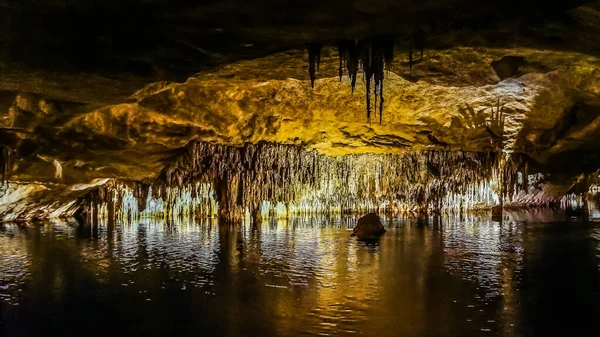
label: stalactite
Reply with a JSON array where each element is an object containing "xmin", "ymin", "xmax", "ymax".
[
  {"xmin": 81, "ymin": 141, "xmax": 547, "ymax": 225},
  {"xmin": 409, "ymin": 45, "xmax": 413, "ymax": 70},
  {"xmin": 308, "ymin": 28, "xmax": 430, "ymax": 123},
  {"xmin": 409, "ymin": 26, "xmax": 426, "ymax": 70},
  {"xmin": 414, "ymin": 26, "xmax": 426, "ymax": 61},
  {"xmin": 157, "ymin": 141, "xmax": 504, "ymax": 215},
  {"xmin": 0, "ymin": 146, "xmax": 7, "ymax": 184},
  {"xmin": 362, "ymin": 40, "xmax": 372, "ymax": 123},
  {"xmin": 0, "ymin": 145, "xmax": 14, "ymax": 185},
  {"xmin": 348, "ymin": 43, "xmax": 359, "ymax": 93},
  {"xmin": 333, "ymin": 37, "xmax": 394, "ymax": 123},
  {"xmin": 308, "ymin": 43, "xmax": 323, "ymax": 88},
  {"xmin": 370, "ymin": 37, "xmax": 391, "ymax": 124},
  {"xmin": 336, "ymin": 39, "xmax": 359, "ymax": 92},
  {"xmin": 337, "ymin": 41, "xmax": 345, "ymax": 82}
]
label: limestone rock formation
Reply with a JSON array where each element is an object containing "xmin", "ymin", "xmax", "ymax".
[
  {"xmin": 2, "ymin": 1, "xmax": 600, "ymax": 221},
  {"xmin": 351, "ymin": 213, "xmax": 386, "ymax": 240}
]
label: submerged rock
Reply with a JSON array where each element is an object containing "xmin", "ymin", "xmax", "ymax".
[{"xmin": 351, "ymin": 213, "xmax": 386, "ymax": 240}]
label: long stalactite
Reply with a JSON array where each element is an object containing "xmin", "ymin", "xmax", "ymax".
[
  {"xmin": 307, "ymin": 43, "xmax": 323, "ymax": 88},
  {"xmin": 410, "ymin": 26, "xmax": 426, "ymax": 70}
]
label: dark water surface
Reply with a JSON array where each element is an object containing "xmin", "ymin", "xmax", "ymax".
[{"xmin": 1, "ymin": 212, "xmax": 599, "ymax": 337}]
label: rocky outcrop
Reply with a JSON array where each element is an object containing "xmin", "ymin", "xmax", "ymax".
[
  {"xmin": 0, "ymin": 179, "xmax": 109, "ymax": 221},
  {"xmin": 351, "ymin": 213, "xmax": 386, "ymax": 240}
]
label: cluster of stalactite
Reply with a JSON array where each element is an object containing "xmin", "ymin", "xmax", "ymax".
[
  {"xmin": 76, "ymin": 142, "xmax": 544, "ymax": 227},
  {"xmin": 497, "ymin": 154, "xmax": 530, "ymax": 204},
  {"xmin": 161, "ymin": 142, "xmax": 504, "ymax": 214},
  {"xmin": 335, "ymin": 37, "xmax": 395, "ymax": 123},
  {"xmin": 308, "ymin": 30, "xmax": 427, "ymax": 123},
  {"xmin": 309, "ymin": 37, "xmax": 395, "ymax": 123}
]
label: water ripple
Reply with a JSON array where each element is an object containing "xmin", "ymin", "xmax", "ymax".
[{"xmin": 1, "ymin": 215, "xmax": 599, "ymax": 337}]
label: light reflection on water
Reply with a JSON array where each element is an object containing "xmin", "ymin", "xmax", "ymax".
[{"xmin": 1, "ymin": 214, "xmax": 599, "ymax": 337}]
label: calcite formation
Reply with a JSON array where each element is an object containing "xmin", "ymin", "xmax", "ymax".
[
  {"xmin": 67, "ymin": 141, "xmax": 544, "ymax": 226},
  {"xmin": 1, "ymin": 2, "xmax": 600, "ymax": 222}
]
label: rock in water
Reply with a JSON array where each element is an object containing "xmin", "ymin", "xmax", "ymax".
[{"xmin": 351, "ymin": 213, "xmax": 386, "ymax": 240}]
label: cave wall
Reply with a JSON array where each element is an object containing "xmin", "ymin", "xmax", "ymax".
[{"xmin": 2, "ymin": 2, "xmax": 600, "ymax": 221}]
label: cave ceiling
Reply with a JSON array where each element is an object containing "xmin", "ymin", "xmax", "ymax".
[{"xmin": 1, "ymin": 0, "xmax": 600, "ymax": 187}]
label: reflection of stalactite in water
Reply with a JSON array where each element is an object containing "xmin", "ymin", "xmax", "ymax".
[
  {"xmin": 79, "ymin": 181, "xmax": 218, "ymax": 226},
  {"xmin": 78, "ymin": 141, "xmax": 541, "ymax": 226}
]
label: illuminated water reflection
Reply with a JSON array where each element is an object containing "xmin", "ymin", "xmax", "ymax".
[{"xmin": 1, "ymin": 214, "xmax": 599, "ymax": 337}]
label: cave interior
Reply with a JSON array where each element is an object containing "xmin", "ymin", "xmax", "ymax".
[{"xmin": 2, "ymin": 0, "xmax": 600, "ymax": 224}]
